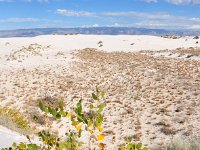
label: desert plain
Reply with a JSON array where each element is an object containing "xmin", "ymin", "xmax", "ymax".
[{"xmin": 0, "ymin": 34, "xmax": 200, "ymax": 149}]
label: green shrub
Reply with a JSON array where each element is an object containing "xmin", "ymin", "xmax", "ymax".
[
  {"xmin": 119, "ymin": 141, "xmax": 148, "ymax": 150},
  {"xmin": 2, "ymin": 89, "xmax": 148, "ymax": 150}
]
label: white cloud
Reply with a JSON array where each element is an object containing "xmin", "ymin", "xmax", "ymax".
[
  {"xmin": 0, "ymin": 0, "xmax": 49, "ymax": 2},
  {"xmin": 134, "ymin": 17, "xmax": 200, "ymax": 29},
  {"xmin": 103, "ymin": 11, "xmax": 200, "ymax": 29},
  {"xmin": 0, "ymin": 0, "xmax": 14, "ymax": 2},
  {"xmin": 142, "ymin": 0, "xmax": 158, "ymax": 3},
  {"xmin": 103, "ymin": 11, "xmax": 176, "ymax": 20},
  {"xmin": 140, "ymin": 0, "xmax": 200, "ymax": 5},
  {"xmin": 92, "ymin": 24, "xmax": 99, "ymax": 27},
  {"xmin": 113, "ymin": 23, "xmax": 120, "ymax": 27},
  {"xmin": 0, "ymin": 18, "xmax": 39, "ymax": 23},
  {"xmin": 188, "ymin": 25, "xmax": 200, "ymax": 29},
  {"xmin": 55, "ymin": 9, "xmax": 96, "ymax": 17},
  {"xmin": 166, "ymin": 0, "xmax": 200, "ymax": 4}
]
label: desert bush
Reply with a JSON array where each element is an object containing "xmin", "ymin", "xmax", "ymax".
[
  {"xmin": 161, "ymin": 35, "xmax": 181, "ymax": 39},
  {"xmin": 2, "ymin": 89, "xmax": 148, "ymax": 150},
  {"xmin": 119, "ymin": 141, "xmax": 148, "ymax": 150},
  {"xmin": 166, "ymin": 137, "xmax": 200, "ymax": 150},
  {"xmin": 193, "ymin": 36, "xmax": 199, "ymax": 39},
  {"xmin": 161, "ymin": 127, "xmax": 176, "ymax": 135}
]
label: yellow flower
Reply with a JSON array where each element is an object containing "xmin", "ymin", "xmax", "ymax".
[
  {"xmin": 76, "ymin": 125, "xmax": 82, "ymax": 131},
  {"xmin": 98, "ymin": 126, "xmax": 103, "ymax": 132},
  {"xmin": 66, "ymin": 113, "xmax": 71, "ymax": 118},
  {"xmin": 97, "ymin": 134, "xmax": 105, "ymax": 141}
]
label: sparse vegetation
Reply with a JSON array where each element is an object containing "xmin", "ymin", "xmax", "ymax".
[
  {"xmin": 174, "ymin": 47, "xmax": 200, "ymax": 56},
  {"xmin": 98, "ymin": 41, "xmax": 103, "ymax": 47},
  {"xmin": 161, "ymin": 127, "xmax": 176, "ymax": 135},
  {"xmin": 119, "ymin": 141, "xmax": 148, "ymax": 150},
  {"xmin": 167, "ymin": 137, "xmax": 200, "ymax": 150},
  {"xmin": 193, "ymin": 36, "xmax": 199, "ymax": 39},
  {"xmin": 2, "ymin": 89, "xmax": 147, "ymax": 150},
  {"xmin": 161, "ymin": 35, "xmax": 181, "ymax": 39},
  {"xmin": 6, "ymin": 44, "xmax": 50, "ymax": 61},
  {"xmin": 0, "ymin": 107, "xmax": 30, "ymax": 135},
  {"xmin": 1, "ymin": 47, "xmax": 200, "ymax": 150}
]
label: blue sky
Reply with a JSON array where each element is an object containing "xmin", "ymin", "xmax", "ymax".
[{"xmin": 0, "ymin": 0, "xmax": 200, "ymax": 30}]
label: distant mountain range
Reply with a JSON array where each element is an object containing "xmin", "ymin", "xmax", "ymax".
[{"xmin": 0, "ymin": 27, "xmax": 199, "ymax": 38}]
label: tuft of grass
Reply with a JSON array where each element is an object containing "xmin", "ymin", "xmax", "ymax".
[
  {"xmin": 161, "ymin": 35, "xmax": 181, "ymax": 39},
  {"xmin": 161, "ymin": 127, "xmax": 176, "ymax": 135},
  {"xmin": 155, "ymin": 119, "xmax": 171, "ymax": 127},
  {"xmin": 0, "ymin": 107, "xmax": 30, "ymax": 135},
  {"xmin": 167, "ymin": 137, "xmax": 200, "ymax": 150}
]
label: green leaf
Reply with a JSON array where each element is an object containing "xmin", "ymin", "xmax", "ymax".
[
  {"xmin": 32, "ymin": 115, "xmax": 39, "ymax": 121},
  {"xmin": 56, "ymin": 113, "xmax": 61, "ymax": 119},
  {"xmin": 97, "ymin": 103, "xmax": 106, "ymax": 113},
  {"xmin": 142, "ymin": 147, "xmax": 148, "ymax": 150},
  {"xmin": 127, "ymin": 142, "xmax": 135, "ymax": 149},
  {"xmin": 92, "ymin": 93, "xmax": 99, "ymax": 101},
  {"xmin": 59, "ymin": 110, "xmax": 66, "ymax": 116},
  {"xmin": 75, "ymin": 100, "xmax": 82, "ymax": 115},
  {"xmin": 39, "ymin": 101, "xmax": 48, "ymax": 113},
  {"xmin": 19, "ymin": 142, "xmax": 26, "ymax": 149},
  {"xmin": 59, "ymin": 143, "xmax": 67, "ymax": 149},
  {"xmin": 100, "ymin": 90, "xmax": 105, "ymax": 99},
  {"xmin": 59, "ymin": 100, "xmax": 64, "ymax": 111},
  {"xmin": 72, "ymin": 120, "xmax": 78, "ymax": 126},
  {"xmin": 96, "ymin": 115, "xmax": 103, "ymax": 126},
  {"xmin": 27, "ymin": 144, "xmax": 38, "ymax": 150},
  {"xmin": 77, "ymin": 115, "xmax": 84, "ymax": 123},
  {"xmin": 48, "ymin": 107, "xmax": 57, "ymax": 118},
  {"xmin": 12, "ymin": 142, "xmax": 17, "ymax": 148},
  {"xmin": 89, "ymin": 104, "xmax": 93, "ymax": 109},
  {"xmin": 77, "ymin": 114, "xmax": 88, "ymax": 124},
  {"xmin": 136, "ymin": 143, "xmax": 142, "ymax": 149},
  {"xmin": 88, "ymin": 120, "xmax": 92, "ymax": 127}
]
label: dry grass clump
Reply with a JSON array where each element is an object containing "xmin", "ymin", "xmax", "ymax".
[
  {"xmin": 39, "ymin": 95, "xmax": 61, "ymax": 108},
  {"xmin": 141, "ymin": 47, "xmax": 200, "ymax": 60},
  {"xmin": 161, "ymin": 127, "xmax": 176, "ymax": 135},
  {"xmin": 174, "ymin": 47, "xmax": 200, "ymax": 56},
  {"xmin": 6, "ymin": 43, "xmax": 50, "ymax": 61},
  {"xmin": 161, "ymin": 35, "xmax": 181, "ymax": 39},
  {"xmin": 155, "ymin": 119, "xmax": 171, "ymax": 127},
  {"xmin": 26, "ymin": 95, "xmax": 62, "ymax": 109},
  {"xmin": 0, "ymin": 106, "xmax": 30, "ymax": 135},
  {"xmin": 167, "ymin": 137, "xmax": 200, "ymax": 150}
]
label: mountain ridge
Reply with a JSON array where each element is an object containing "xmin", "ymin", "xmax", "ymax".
[{"xmin": 0, "ymin": 27, "xmax": 199, "ymax": 38}]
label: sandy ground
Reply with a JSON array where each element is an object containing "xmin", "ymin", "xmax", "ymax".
[
  {"xmin": 0, "ymin": 125, "xmax": 28, "ymax": 147},
  {"xmin": 0, "ymin": 34, "xmax": 200, "ymax": 149},
  {"xmin": 0, "ymin": 34, "xmax": 199, "ymax": 71}
]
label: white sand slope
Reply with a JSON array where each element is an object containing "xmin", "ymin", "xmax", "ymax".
[
  {"xmin": 0, "ymin": 126, "xmax": 28, "ymax": 148},
  {"xmin": 0, "ymin": 35, "xmax": 199, "ymax": 53},
  {"xmin": 0, "ymin": 34, "xmax": 199, "ymax": 70}
]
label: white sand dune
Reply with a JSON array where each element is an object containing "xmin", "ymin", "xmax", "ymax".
[
  {"xmin": 0, "ymin": 35, "xmax": 199, "ymax": 53},
  {"xmin": 0, "ymin": 126, "xmax": 28, "ymax": 148},
  {"xmin": 0, "ymin": 34, "xmax": 198, "ymax": 70},
  {"xmin": 0, "ymin": 34, "xmax": 199, "ymax": 148}
]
